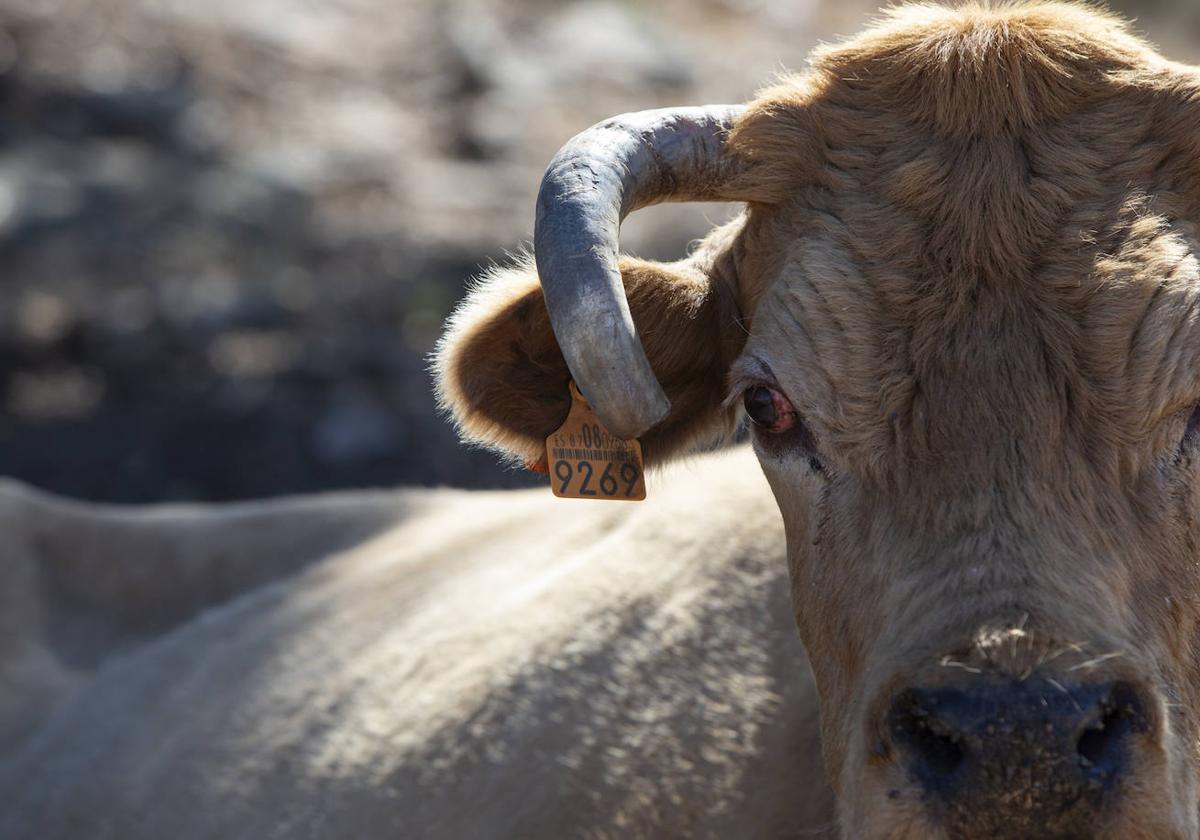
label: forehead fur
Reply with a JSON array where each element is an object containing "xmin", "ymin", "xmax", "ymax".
[
  {"xmin": 817, "ymin": 0, "xmax": 1153, "ymax": 105},
  {"xmin": 726, "ymin": 1, "xmax": 1200, "ymax": 491},
  {"xmin": 731, "ymin": 2, "xmax": 1189, "ymax": 184}
]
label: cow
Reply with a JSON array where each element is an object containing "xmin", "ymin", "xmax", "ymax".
[
  {"xmin": 2, "ymin": 2, "xmax": 1198, "ymax": 838},
  {"xmin": 434, "ymin": 2, "xmax": 1200, "ymax": 836}
]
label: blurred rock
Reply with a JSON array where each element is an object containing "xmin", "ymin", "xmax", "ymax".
[
  {"xmin": 537, "ymin": 2, "xmax": 692, "ymax": 91},
  {"xmin": 7, "ymin": 367, "xmax": 104, "ymax": 420},
  {"xmin": 314, "ymin": 393, "xmax": 402, "ymax": 465},
  {"xmin": 16, "ymin": 291, "xmax": 74, "ymax": 344}
]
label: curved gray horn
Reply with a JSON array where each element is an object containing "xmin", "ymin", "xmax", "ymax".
[{"xmin": 534, "ymin": 104, "xmax": 747, "ymax": 439}]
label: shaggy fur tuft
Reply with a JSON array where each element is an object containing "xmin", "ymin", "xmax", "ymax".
[{"xmin": 433, "ymin": 235, "xmax": 748, "ymax": 467}]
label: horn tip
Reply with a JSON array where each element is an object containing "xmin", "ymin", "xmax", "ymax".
[{"xmin": 587, "ymin": 385, "xmax": 671, "ymax": 441}]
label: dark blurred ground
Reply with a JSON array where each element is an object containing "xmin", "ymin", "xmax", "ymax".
[{"xmin": 0, "ymin": 0, "xmax": 1197, "ymax": 502}]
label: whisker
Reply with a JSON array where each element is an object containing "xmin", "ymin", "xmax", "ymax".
[
  {"xmin": 1047, "ymin": 678, "xmax": 1083, "ymax": 713},
  {"xmin": 1067, "ymin": 652, "xmax": 1123, "ymax": 672},
  {"xmin": 939, "ymin": 657, "xmax": 983, "ymax": 675}
]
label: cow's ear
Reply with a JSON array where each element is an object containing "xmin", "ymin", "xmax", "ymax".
[{"xmin": 434, "ymin": 252, "xmax": 744, "ymax": 468}]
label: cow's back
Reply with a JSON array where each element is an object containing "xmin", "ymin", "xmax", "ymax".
[{"xmin": 0, "ymin": 447, "xmax": 835, "ymax": 839}]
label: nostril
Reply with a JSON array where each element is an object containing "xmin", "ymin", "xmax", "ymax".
[
  {"xmin": 1076, "ymin": 713, "xmax": 1128, "ymax": 770},
  {"xmin": 889, "ymin": 690, "xmax": 966, "ymax": 779},
  {"xmin": 906, "ymin": 720, "xmax": 966, "ymax": 777},
  {"xmin": 1076, "ymin": 682, "xmax": 1143, "ymax": 776}
]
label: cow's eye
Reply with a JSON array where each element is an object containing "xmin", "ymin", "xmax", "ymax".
[
  {"xmin": 743, "ymin": 385, "xmax": 825, "ymax": 473},
  {"xmin": 744, "ymin": 385, "xmax": 795, "ymax": 433}
]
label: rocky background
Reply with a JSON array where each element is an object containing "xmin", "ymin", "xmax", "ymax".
[{"xmin": 0, "ymin": 0, "xmax": 1197, "ymax": 502}]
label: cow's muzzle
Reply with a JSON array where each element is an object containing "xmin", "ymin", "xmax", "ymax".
[{"xmin": 882, "ymin": 675, "xmax": 1154, "ymax": 838}]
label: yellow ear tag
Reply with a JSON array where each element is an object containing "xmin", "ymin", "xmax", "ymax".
[{"xmin": 545, "ymin": 382, "xmax": 646, "ymax": 501}]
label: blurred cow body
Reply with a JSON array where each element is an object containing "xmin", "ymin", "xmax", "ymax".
[{"xmin": 0, "ymin": 450, "xmax": 834, "ymax": 839}]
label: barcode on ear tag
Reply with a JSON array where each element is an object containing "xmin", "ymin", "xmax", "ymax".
[{"xmin": 545, "ymin": 382, "xmax": 646, "ymax": 501}]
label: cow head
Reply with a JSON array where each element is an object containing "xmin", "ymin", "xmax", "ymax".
[{"xmin": 435, "ymin": 4, "xmax": 1200, "ymax": 837}]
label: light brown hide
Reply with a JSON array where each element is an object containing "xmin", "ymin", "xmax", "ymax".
[{"xmin": 435, "ymin": 3, "xmax": 1200, "ymax": 837}]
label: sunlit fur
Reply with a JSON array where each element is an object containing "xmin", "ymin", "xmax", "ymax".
[
  {"xmin": 437, "ymin": 3, "xmax": 1200, "ymax": 836},
  {"xmin": 0, "ymin": 456, "xmax": 838, "ymax": 839}
]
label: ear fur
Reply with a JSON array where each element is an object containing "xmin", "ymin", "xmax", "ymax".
[{"xmin": 434, "ymin": 247, "xmax": 745, "ymax": 468}]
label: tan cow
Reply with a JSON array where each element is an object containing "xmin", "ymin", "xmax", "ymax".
[
  {"xmin": 4, "ymin": 3, "xmax": 1200, "ymax": 838},
  {"xmin": 436, "ymin": 2, "xmax": 1200, "ymax": 837}
]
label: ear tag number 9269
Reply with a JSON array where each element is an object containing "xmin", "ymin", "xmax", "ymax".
[{"xmin": 545, "ymin": 382, "xmax": 646, "ymax": 501}]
